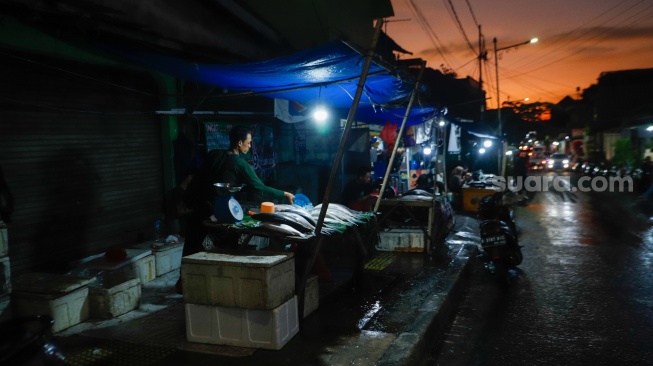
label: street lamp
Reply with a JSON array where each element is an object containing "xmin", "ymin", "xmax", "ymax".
[
  {"xmin": 493, "ymin": 37, "xmax": 538, "ymax": 136},
  {"xmin": 493, "ymin": 36, "xmax": 538, "ymax": 175}
]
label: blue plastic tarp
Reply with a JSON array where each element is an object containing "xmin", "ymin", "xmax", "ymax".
[{"xmin": 105, "ymin": 41, "xmax": 436, "ymax": 126}]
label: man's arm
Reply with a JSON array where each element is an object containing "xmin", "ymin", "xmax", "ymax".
[{"xmin": 235, "ymin": 158, "xmax": 292, "ymax": 203}]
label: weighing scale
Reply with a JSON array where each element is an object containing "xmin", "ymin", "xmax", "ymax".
[{"xmin": 212, "ymin": 183, "xmax": 244, "ymax": 223}]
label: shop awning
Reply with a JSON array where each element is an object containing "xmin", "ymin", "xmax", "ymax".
[{"xmin": 103, "ymin": 40, "xmax": 436, "ymax": 126}]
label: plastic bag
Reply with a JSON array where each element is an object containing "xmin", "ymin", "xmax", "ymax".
[{"xmin": 379, "ymin": 121, "xmax": 397, "ymax": 146}]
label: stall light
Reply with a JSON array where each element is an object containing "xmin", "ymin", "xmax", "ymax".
[
  {"xmin": 479, "ymin": 148, "xmax": 486, "ymax": 154},
  {"xmin": 505, "ymin": 150, "xmax": 513, "ymax": 156},
  {"xmin": 552, "ymin": 141, "xmax": 560, "ymax": 146},
  {"xmin": 423, "ymin": 145, "xmax": 432, "ymax": 155},
  {"xmin": 438, "ymin": 118, "xmax": 446, "ymax": 127},
  {"xmin": 647, "ymin": 126, "xmax": 653, "ymax": 131},
  {"xmin": 313, "ymin": 105, "xmax": 328, "ymax": 123},
  {"xmin": 565, "ymin": 136, "xmax": 570, "ymax": 140},
  {"xmin": 483, "ymin": 140, "xmax": 493, "ymax": 148},
  {"xmin": 313, "ymin": 86, "xmax": 328, "ymax": 123}
]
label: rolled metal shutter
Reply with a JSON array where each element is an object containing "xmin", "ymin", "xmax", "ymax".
[{"xmin": 0, "ymin": 51, "xmax": 163, "ymax": 275}]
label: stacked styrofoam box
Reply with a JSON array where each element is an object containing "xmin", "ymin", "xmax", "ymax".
[
  {"xmin": 181, "ymin": 252, "xmax": 299, "ymax": 350},
  {"xmin": 89, "ymin": 276, "xmax": 141, "ymax": 319},
  {"xmin": 376, "ymin": 228, "xmax": 425, "ymax": 252},
  {"xmin": 82, "ymin": 249, "xmax": 155, "ymax": 284},
  {"xmin": 11, "ymin": 273, "xmax": 95, "ymax": 332},
  {"xmin": 133, "ymin": 240, "xmax": 184, "ymax": 277},
  {"xmin": 185, "ymin": 296, "xmax": 299, "ymax": 349},
  {"xmin": 181, "ymin": 252, "xmax": 295, "ymax": 309}
]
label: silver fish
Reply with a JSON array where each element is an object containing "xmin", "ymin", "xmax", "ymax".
[{"xmin": 259, "ymin": 222, "xmax": 306, "ymax": 237}]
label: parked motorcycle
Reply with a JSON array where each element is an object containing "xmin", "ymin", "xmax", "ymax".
[
  {"xmin": 477, "ymin": 191, "xmax": 523, "ymax": 285},
  {"xmin": 0, "ymin": 315, "xmax": 66, "ymax": 366}
]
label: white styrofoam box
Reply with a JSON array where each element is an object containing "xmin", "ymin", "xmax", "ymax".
[
  {"xmin": 0, "ymin": 256, "xmax": 10, "ymax": 297},
  {"xmin": 13, "ymin": 288, "xmax": 89, "ymax": 333},
  {"xmin": 376, "ymin": 228, "xmax": 425, "ymax": 252},
  {"xmin": 0, "ymin": 224, "xmax": 7, "ymax": 257},
  {"xmin": 134, "ymin": 240, "xmax": 184, "ymax": 276},
  {"xmin": 131, "ymin": 254, "xmax": 156, "ymax": 284},
  {"xmin": 181, "ymin": 252, "xmax": 295, "ymax": 310},
  {"xmin": 12, "ymin": 289, "xmax": 90, "ymax": 332},
  {"xmin": 82, "ymin": 249, "xmax": 156, "ymax": 284},
  {"xmin": 100, "ymin": 255, "xmax": 156, "ymax": 285},
  {"xmin": 11, "ymin": 273, "xmax": 95, "ymax": 332},
  {"xmin": 303, "ymin": 275, "xmax": 319, "ymax": 319},
  {"xmin": 89, "ymin": 277, "xmax": 141, "ymax": 319},
  {"xmin": 185, "ymin": 295, "xmax": 299, "ymax": 350}
]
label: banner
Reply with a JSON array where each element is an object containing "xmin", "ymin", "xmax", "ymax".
[
  {"xmin": 274, "ymin": 99, "xmax": 309, "ymax": 123},
  {"xmin": 448, "ymin": 124, "xmax": 461, "ymax": 154}
]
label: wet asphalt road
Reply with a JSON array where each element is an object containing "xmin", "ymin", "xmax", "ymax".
[{"xmin": 432, "ymin": 171, "xmax": 653, "ymax": 366}]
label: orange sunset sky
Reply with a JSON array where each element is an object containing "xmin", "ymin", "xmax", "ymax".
[{"xmin": 387, "ymin": 0, "xmax": 653, "ymax": 106}]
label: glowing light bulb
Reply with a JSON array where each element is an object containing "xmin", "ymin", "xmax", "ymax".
[{"xmin": 313, "ymin": 106, "xmax": 328, "ymax": 122}]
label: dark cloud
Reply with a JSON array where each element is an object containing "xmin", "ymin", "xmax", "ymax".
[{"xmin": 552, "ymin": 26, "xmax": 653, "ymax": 43}]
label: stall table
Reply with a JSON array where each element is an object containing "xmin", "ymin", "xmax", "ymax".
[{"xmin": 377, "ymin": 196, "xmax": 453, "ymax": 254}]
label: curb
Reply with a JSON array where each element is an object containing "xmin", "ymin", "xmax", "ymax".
[{"xmin": 376, "ymin": 245, "xmax": 475, "ymax": 366}]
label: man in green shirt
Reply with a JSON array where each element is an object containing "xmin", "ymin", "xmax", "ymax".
[
  {"xmin": 177, "ymin": 126, "xmax": 294, "ymax": 293},
  {"xmin": 184, "ymin": 127, "xmax": 294, "ymax": 216}
]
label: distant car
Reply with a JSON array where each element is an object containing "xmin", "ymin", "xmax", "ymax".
[
  {"xmin": 530, "ymin": 157, "xmax": 548, "ymax": 170},
  {"xmin": 547, "ymin": 153, "xmax": 570, "ymax": 171}
]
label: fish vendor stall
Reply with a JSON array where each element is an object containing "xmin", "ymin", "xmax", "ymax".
[{"xmin": 166, "ymin": 20, "xmax": 461, "ymax": 351}]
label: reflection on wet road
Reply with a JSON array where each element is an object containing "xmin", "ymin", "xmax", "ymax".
[{"xmin": 433, "ymin": 172, "xmax": 653, "ymax": 366}]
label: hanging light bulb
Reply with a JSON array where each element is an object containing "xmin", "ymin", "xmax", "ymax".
[
  {"xmin": 483, "ymin": 140, "xmax": 493, "ymax": 148},
  {"xmin": 313, "ymin": 85, "xmax": 328, "ymax": 123},
  {"xmin": 313, "ymin": 106, "xmax": 328, "ymax": 122},
  {"xmin": 423, "ymin": 145, "xmax": 432, "ymax": 155}
]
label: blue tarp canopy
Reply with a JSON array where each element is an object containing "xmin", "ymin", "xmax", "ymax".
[{"xmin": 106, "ymin": 40, "xmax": 436, "ymax": 126}]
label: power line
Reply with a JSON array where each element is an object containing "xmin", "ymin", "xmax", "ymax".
[
  {"xmin": 514, "ymin": 0, "xmax": 652, "ymax": 73},
  {"xmin": 442, "ymin": 0, "xmax": 477, "ymax": 55},
  {"xmin": 465, "ymin": 0, "xmax": 480, "ymax": 28},
  {"xmin": 404, "ymin": 0, "xmax": 458, "ymax": 70},
  {"xmin": 520, "ymin": 4, "xmax": 653, "ymax": 75}
]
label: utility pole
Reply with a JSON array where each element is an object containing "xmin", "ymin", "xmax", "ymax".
[
  {"xmin": 493, "ymin": 37, "xmax": 501, "ymax": 137},
  {"xmin": 478, "ymin": 25, "xmax": 483, "ymax": 93},
  {"xmin": 478, "ymin": 25, "xmax": 486, "ymax": 123},
  {"xmin": 493, "ymin": 36, "xmax": 539, "ymax": 176}
]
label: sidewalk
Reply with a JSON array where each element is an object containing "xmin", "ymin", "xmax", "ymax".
[{"xmin": 54, "ymin": 214, "xmax": 480, "ymax": 366}]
